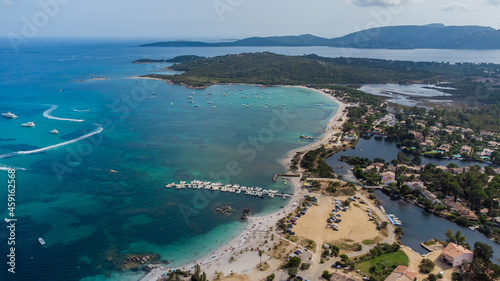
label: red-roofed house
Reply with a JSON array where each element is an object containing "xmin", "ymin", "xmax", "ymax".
[
  {"xmin": 384, "ymin": 265, "xmax": 418, "ymax": 281},
  {"xmin": 441, "ymin": 243, "xmax": 474, "ymax": 267}
]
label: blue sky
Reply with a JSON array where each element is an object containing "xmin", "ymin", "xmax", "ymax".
[{"xmin": 1, "ymin": 0, "xmax": 500, "ymax": 40}]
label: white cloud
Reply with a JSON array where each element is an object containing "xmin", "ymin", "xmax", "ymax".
[
  {"xmin": 350, "ymin": 0, "xmax": 416, "ymax": 7},
  {"xmin": 440, "ymin": 0, "xmax": 500, "ymax": 12},
  {"xmin": 441, "ymin": 2, "xmax": 475, "ymax": 12}
]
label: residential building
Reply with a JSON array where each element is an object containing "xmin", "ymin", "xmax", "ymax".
[
  {"xmin": 384, "ymin": 265, "xmax": 418, "ymax": 281},
  {"xmin": 441, "ymin": 243, "xmax": 474, "ymax": 267},
  {"xmin": 410, "ymin": 131, "xmax": 424, "ymax": 142},
  {"xmin": 438, "ymin": 144, "xmax": 451, "ymax": 153},
  {"xmin": 430, "ymin": 126, "xmax": 440, "ymax": 133},
  {"xmin": 422, "ymin": 139, "xmax": 435, "ymax": 147},
  {"xmin": 460, "ymin": 146, "xmax": 472, "ymax": 155},
  {"xmin": 480, "ymin": 148, "xmax": 493, "ymax": 157},
  {"xmin": 488, "ymin": 141, "xmax": 499, "ymax": 148}
]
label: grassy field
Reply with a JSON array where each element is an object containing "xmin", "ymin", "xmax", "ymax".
[{"xmin": 356, "ymin": 250, "xmax": 409, "ymax": 275}]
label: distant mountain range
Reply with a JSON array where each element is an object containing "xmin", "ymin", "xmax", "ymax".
[{"xmin": 141, "ymin": 24, "xmax": 500, "ymax": 50}]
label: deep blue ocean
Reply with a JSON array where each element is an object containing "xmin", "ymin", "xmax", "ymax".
[{"xmin": 0, "ymin": 39, "xmax": 340, "ymax": 281}]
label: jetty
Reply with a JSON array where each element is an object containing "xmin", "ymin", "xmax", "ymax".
[
  {"xmin": 272, "ymin": 173, "xmax": 302, "ymax": 182},
  {"xmin": 165, "ymin": 180, "xmax": 293, "ymax": 199}
]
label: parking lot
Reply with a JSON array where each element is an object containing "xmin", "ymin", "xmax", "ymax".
[{"xmin": 291, "ymin": 195, "xmax": 382, "ymax": 252}]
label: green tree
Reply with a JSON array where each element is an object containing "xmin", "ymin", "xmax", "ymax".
[
  {"xmin": 411, "ymin": 156, "xmax": 422, "ymax": 166},
  {"xmin": 419, "ymin": 259, "xmax": 435, "ymax": 273},
  {"xmin": 300, "ymin": 263, "xmax": 310, "ymax": 270},
  {"xmin": 340, "ymin": 254, "xmax": 349, "ymax": 263},
  {"xmin": 288, "ymin": 267, "xmax": 298, "ymax": 277},
  {"xmin": 322, "ymin": 270, "xmax": 332, "ymax": 280},
  {"xmin": 258, "ymin": 250, "xmax": 264, "ymax": 268},
  {"xmin": 191, "ymin": 264, "xmax": 207, "ymax": 281},
  {"xmin": 445, "ymin": 229, "xmax": 467, "ymax": 246},
  {"xmin": 395, "ymin": 227, "xmax": 404, "ymax": 236},
  {"xmin": 462, "ymin": 257, "xmax": 500, "ymax": 281},
  {"xmin": 285, "ymin": 256, "xmax": 301, "ymax": 268},
  {"xmin": 473, "ymin": 242, "xmax": 493, "ymax": 262},
  {"xmin": 397, "ymin": 152, "xmax": 409, "ymax": 164},
  {"xmin": 330, "ymin": 245, "xmax": 340, "ymax": 256}
]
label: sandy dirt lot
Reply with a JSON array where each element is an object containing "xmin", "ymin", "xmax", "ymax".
[
  {"xmin": 293, "ymin": 195, "xmax": 382, "ymax": 252},
  {"xmin": 401, "ymin": 246, "xmax": 459, "ymax": 280}
]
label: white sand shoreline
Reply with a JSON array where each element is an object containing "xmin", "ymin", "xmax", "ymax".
[{"xmin": 139, "ymin": 86, "xmax": 348, "ymax": 281}]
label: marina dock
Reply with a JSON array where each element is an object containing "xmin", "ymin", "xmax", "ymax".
[
  {"xmin": 166, "ymin": 180, "xmax": 293, "ymax": 199},
  {"xmin": 272, "ymin": 173, "xmax": 302, "ymax": 182}
]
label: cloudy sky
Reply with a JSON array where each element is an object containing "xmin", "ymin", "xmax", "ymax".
[{"xmin": 1, "ymin": 0, "xmax": 500, "ymax": 40}]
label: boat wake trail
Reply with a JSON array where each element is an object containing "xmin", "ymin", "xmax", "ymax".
[
  {"xmin": 0, "ymin": 166, "xmax": 27, "ymax": 171},
  {"xmin": 0, "ymin": 126, "xmax": 103, "ymax": 159},
  {"xmin": 44, "ymin": 105, "xmax": 84, "ymax": 122}
]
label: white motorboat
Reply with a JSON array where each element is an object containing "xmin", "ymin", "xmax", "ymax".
[
  {"xmin": 50, "ymin": 129, "xmax": 59, "ymax": 134},
  {"xmin": 38, "ymin": 238, "xmax": 45, "ymax": 245},
  {"xmin": 21, "ymin": 122, "xmax": 35, "ymax": 127},
  {"xmin": 2, "ymin": 111, "xmax": 17, "ymax": 118}
]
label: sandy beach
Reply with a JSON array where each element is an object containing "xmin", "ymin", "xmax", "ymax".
[
  {"xmin": 280, "ymin": 87, "xmax": 348, "ymax": 174},
  {"xmin": 139, "ymin": 87, "xmax": 349, "ymax": 281}
]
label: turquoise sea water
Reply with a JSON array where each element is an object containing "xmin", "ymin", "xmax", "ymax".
[{"xmin": 0, "ymin": 40, "xmax": 338, "ymax": 280}]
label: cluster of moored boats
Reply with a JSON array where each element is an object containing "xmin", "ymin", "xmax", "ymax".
[
  {"xmin": 3, "ymin": 111, "xmax": 58, "ymax": 133},
  {"xmin": 166, "ymin": 180, "xmax": 290, "ymax": 198},
  {"xmin": 388, "ymin": 214, "xmax": 402, "ymax": 225}
]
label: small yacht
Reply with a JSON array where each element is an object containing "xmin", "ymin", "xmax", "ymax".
[
  {"xmin": 21, "ymin": 122, "xmax": 35, "ymax": 127},
  {"xmin": 211, "ymin": 106, "xmax": 216, "ymax": 109},
  {"xmin": 195, "ymin": 105, "xmax": 199, "ymax": 107},
  {"xmin": 2, "ymin": 111, "xmax": 17, "ymax": 118},
  {"xmin": 38, "ymin": 238, "xmax": 45, "ymax": 245},
  {"xmin": 50, "ymin": 129, "xmax": 59, "ymax": 134}
]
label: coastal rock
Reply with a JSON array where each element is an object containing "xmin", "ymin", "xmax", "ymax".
[
  {"xmin": 121, "ymin": 253, "xmax": 160, "ymax": 271},
  {"xmin": 214, "ymin": 204, "xmax": 234, "ymax": 215}
]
